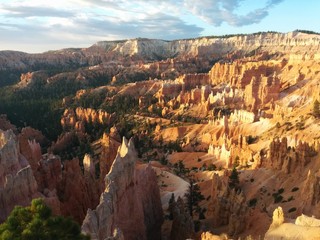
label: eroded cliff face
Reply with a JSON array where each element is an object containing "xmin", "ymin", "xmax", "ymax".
[
  {"xmin": 264, "ymin": 137, "xmax": 317, "ymax": 174},
  {"xmin": 170, "ymin": 197, "xmax": 195, "ymax": 240},
  {"xmin": 0, "ymin": 126, "xmax": 103, "ymax": 224},
  {"xmin": 0, "ymin": 129, "xmax": 39, "ymax": 222},
  {"xmin": 94, "ymin": 32, "xmax": 320, "ymax": 60},
  {"xmin": 207, "ymin": 173, "xmax": 247, "ymax": 236},
  {"xmin": 61, "ymin": 108, "xmax": 116, "ymax": 132},
  {"xmin": 82, "ymin": 138, "xmax": 163, "ymax": 240}
]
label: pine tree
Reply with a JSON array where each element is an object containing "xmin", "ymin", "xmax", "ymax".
[
  {"xmin": 168, "ymin": 193, "xmax": 175, "ymax": 220},
  {"xmin": 0, "ymin": 198, "xmax": 90, "ymax": 240},
  {"xmin": 228, "ymin": 167, "xmax": 240, "ymax": 190},
  {"xmin": 185, "ymin": 180, "xmax": 205, "ymax": 217}
]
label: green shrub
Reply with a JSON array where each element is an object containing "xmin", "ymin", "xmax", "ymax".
[
  {"xmin": 248, "ymin": 198, "xmax": 257, "ymax": 207},
  {"xmin": 0, "ymin": 199, "xmax": 89, "ymax": 240},
  {"xmin": 288, "ymin": 207, "xmax": 297, "ymax": 213},
  {"xmin": 273, "ymin": 194, "xmax": 283, "ymax": 203}
]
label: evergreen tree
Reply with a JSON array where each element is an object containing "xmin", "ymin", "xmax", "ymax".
[
  {"xmin": 184, "ymin": 180, "xmax": 205, "ymax": 217},
  {"xmin": 0, "ymin": 198, "xmax": 90, "ymax": 240},
  {"xmin": 168, "ymin": 193, "xmax": 175, "ymax": 220},
  {"xmin": 228, "ymin": 167, "xmax": 240, "ymax": 190}
]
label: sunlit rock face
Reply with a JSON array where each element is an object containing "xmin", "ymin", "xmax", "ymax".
[{"xmin": 265, "ymin": 206, "xmax": 320, "ymax": 240}]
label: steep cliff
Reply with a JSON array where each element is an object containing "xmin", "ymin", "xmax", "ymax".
[
  {"xmin": 207, "ymin": 173, "xmax": 247, "ymax": 236},
  {"xmin": 82, "ymin": 138, "xmax": 163, "ymax": 240},
  {"xmin": 94, "ymin": 32, "xmax": 320, "ymax": 60},
  {"xmin": 265, "ymin": 137, "xmax": 317, "ymax": 174},
  {"xmin": 0, "ymin": 129, "xmax": 39, "ymax": 222},
  {"xmin": 170, "ymin": 197, "xmax": 195, "ymax": 240}
]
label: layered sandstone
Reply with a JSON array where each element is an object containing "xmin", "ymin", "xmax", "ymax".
[
  {"xmin": 81, "ymin": 138, "xmax": 163, "ymax": 240},
  {"xmin": 94, "ymin": 32, "xmax": 320, "ymax": 60}
]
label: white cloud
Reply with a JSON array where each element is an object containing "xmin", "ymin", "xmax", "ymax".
[
  {"xmin": 183, "ymin": 0, "xmax": 284, "ymax": 27},
  {"xmin": 0, "ymin": 0, "xmax": 285, "ymax": 52}
]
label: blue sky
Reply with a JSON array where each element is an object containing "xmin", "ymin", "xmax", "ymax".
[{"xmin": 0, "ymin": 0, "xmax": 319, "ymax": 53}]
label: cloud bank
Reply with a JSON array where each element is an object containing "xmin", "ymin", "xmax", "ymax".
[{"xmin": 0, "ymin": 0, "xmax": 284, "ymax": 52}]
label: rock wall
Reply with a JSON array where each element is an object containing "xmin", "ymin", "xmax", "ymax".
[
  {"xmin": 61, "ymin": 108, "xmax": 116, "ymax": 132},
  {"xmin": 229, "ymin": 109, "xmax": 256, "ymax": 124},
  {"xmin": 170, "ymin": 197, "xmax": 195, "ymax": 240},
  {"xmin": 265, "ymin": 137, "xmax": 317, "ymax": 174},
  {"xmin": 207, "ymin": 173, "xmax": 247, "ymax": 236},
  {"xmin": 0, "ymin": 127, "xmax": 103, "ymax": 224},
  {"xmin": 301, "ymin": 170, "xmax": 320, "ymax": 218},
  {"xmin": 18, "ymin": 127, "xmax": 46, "ymax": 171},
  {"xmin": 176, "ymin": 73, "xmax": 210, "ymax": 91},
  {"xmin": 35, "ymin": 154, "xmax": 101, "ymax": 223},
  {"xmin": 0, "ymin": 129, "xmax": 39, "ymax": 222},
  {"xmin": 208, "ymin": 143, "xmax": 231, "ymax": 167},
  {"xmin": 208, "ymin": 60, "xmax": 280, "ymax": 88},
  {"xmin": 81, "ymin": 138, "xmax": 163, "ymax": 240},
  {"xmin": 98, "ymin": 133, "xmax": 121, "ymax": 180},
  {"xmin": 243, "ymin": 74, "xmax": 280, "ymax": 111},
  {"xmin": 95, "ymin": 32, "xmax": 320, "ymax": 60}
]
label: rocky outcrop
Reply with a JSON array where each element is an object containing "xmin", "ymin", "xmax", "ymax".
[
  {"xmin": 0, "ymin": 129, "xmax": 39, "ymax": 222},
  {"xmin": 18, "ymin": 127, "xmax": 46, "ymax": 171},
  {"xmin": 176, "ymin": 73, "xmax": 210, "ymax": 91},
  {"xmin": 0, "ymin": 129, "xmax": 23, "ymax": 185},
  {"xmin": 265, "ymin": 207, "xmax": 320, "ymax": 240},
  {"xmin": 170, "ymin": 197, "xmax": 195, "ymax": 240},
  {"xmin": 98, "ymin": 133, "xmax": 121, "ymax": 179},
  {"xmin": 58, "ymin": 158, "xmax": 100, "ymax": 223},
  {"xmin": 265, "ymin": 137, "xmax": 317, "ymax": 174},
  {"xmin": 208, "ymin": 143, "xmax": 231, "ymax": 167},
  {"xmin": 81, "ymin": 138, "xmax": 163, "ymax": 240},
  {"xmin": 301, "ymin": 170, "xmax": 320, "ymax": 218},
  {"xmin": 208, "ymin": 60, "xmax": 281, "ymax": 110},
  {"xmin": 295, "ymin": 214, "xmax": 320, "ymax": 227},
  {"xmin": 269, "ymin": 207, "xmax": 284, "ymax": 230},
  {"xmin": 94, "ymin": 32, "xmax": 320, "ymax": 60},
  {"xmin": 243, "ymin": 73, "xmax": 280, "ymax": 111},
  {"xmin": 229, "ymin": 110, "xmax": 256, "ymax": 124},
  {"xmin": 61, "ymin": 108, "xmax": 116, "ymax": 132},
  {"xmin": 207, "ymin": 173, "xmax": 247, "ymax": 236},
  {"xmin": 0, "ymin": 166, "xmax": 39, "ymax": 222},
  {"xmin": 201, "ymin": 232, "xmax": 225, "ymax": 240},
  {"xmin": 18, "ymin": 71, "xmax": 48, "ymax": 88},
  {"xmin": 209, "ymin": 60, "xmax": 280, "ymax": 88},
  {"xmin": 35, "ymin": 154, "xmax": 101, "ymax": 223}
]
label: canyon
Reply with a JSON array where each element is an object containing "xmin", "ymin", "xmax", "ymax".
[{"xmin": 0, "ymin": 31, "xmax": 320, "ymax": 239}]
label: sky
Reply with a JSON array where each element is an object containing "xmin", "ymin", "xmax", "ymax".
[{"xmin": 0, "ymin": 0, "xmax": 319, "ymax": 53}]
